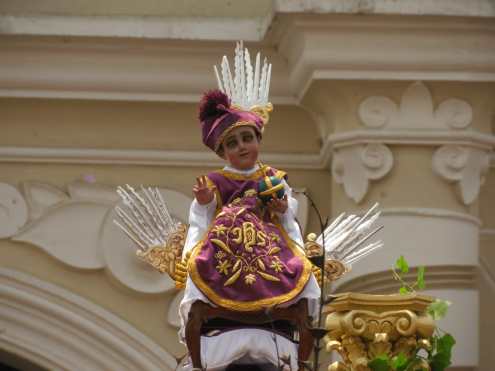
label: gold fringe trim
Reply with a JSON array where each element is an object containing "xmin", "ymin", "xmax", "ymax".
[{"xmin": 213, "ymin": 121, "xmax": 260, "ymax": 152}]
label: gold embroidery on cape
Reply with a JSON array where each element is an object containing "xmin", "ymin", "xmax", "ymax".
[
  {"xmin": 211, "ymin": 224, "xmax": 228, "ymax": 237},
  {"xmin": 231, "ymin": 227, "xmax": 242, "ymax": 243},
  {"xmin": 188, "ymin": 220, "xmax": 312, "ymax": 311},
  {"xmin": 257, "ymin": 231, "xmax": 267, "ymax": 246},
  {"xmin": 216, "ymin": 260, "xmax": 231, "ymax": 275},
  {"xmin": 244, "ymin": 273, "xmax": 256, "ymax": 285},
  {"xmin": 244, "ymin": 188, "xmax": 257, "ymax": 197},
  {"xmin": 242, "ymin": 222, "xmax": 256, "ymax": 252},
  {"xmin": 205, "ymin": 203, "xmax": 291, "ymax": 289}
]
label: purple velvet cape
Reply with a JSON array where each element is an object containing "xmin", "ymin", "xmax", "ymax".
[{"xmin": 188, "ymin": 165, "xmax": 312, "ymax": 312}]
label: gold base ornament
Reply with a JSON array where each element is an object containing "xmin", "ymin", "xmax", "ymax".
[{"xmin": 324, "ymin": 293, "xmax": 435, "ymax": 371}]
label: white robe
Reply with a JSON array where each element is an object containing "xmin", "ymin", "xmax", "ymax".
[{"xmin": 178, "ymin": 164, "xmax": 320, "ymax": 370}]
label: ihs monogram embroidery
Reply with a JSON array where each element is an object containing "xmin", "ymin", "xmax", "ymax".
[{"xmin": 211, "ymin": 206, "xmax": 285, "ymax": 286}]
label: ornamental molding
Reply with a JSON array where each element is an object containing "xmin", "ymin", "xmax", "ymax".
[
  {"xmin": 0, "ymin": 183, "xmax": 28, "ymax": 238},
  {"xmin": 432, "ymin": 146, "xmax": 491, "ymax": 205},
  {"xmin": 335, "ymin": 265, "xmax": 477, "ymax": 294},
  {"xmin": 0, "ymin": 139, "xmax": 491, "ymax": 171},
  {"xmin": 0, "ymin": 145, "xmax": 327, "ymax": 170},
  {"xmin": 329, "ymin": 130, "xmax": 495, "ymax": 150},
  {"xmin": 2, "ymin": 1, "xmax": 493, "ymax": 42},
  {"xmin": 480, "ymin": 228, "xmax": 495, "ymax": 236},
  {"xmin": 0, "ymin": 14, "xmax": 273, "ymax": 42},
  {"xmin": 329, "ymin": 82, "xmax": 495, "ymax": 204},
  {"xmin": 379, "ymin": 207, "xmax": 481, "ymax": 227},
  {"xmin": 345, "ymin": 207, "xmax": 481, "ymax": 226},
  {"xmin": 0, "ymin": 268, "xmax": 175, "ymax": 371},
  {"xmin": 1, "ymin": 15, "xmax": 495, "ymax": 102},
  {"xmin": 358, "ymin": 82, "xmax": 473, "ymax": 131},
  {"xmin": 332, "ymin": 143, "xmax": 393, "ymax": 203},
  {"xmin": 480, "ymin": 256, "xmax": 495, "ymax": 292},
  {"xmin": 276, "ymin": 16, "xmax": 495, "ymax": 99},
  {"xmin": 0, "ymin": 36, "xmax": 295, "ymax": 105},
  {"xmin": 2, "ymin": 180, "xmax": 190, "ymax": 294}
]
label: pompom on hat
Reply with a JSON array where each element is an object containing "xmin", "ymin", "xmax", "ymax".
[{"xmin": 199, "ymin": 42, "xmax": 273, "ymax": 153}]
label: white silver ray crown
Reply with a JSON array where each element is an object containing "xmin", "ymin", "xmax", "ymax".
[{"xmin": 214, "ymin": 41, "xmax": 272, "ymax": 110}]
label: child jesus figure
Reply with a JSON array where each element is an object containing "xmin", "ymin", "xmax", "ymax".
[{"xmin": 178, "ymin": 89, "xmax": 320, "ymax": 342}]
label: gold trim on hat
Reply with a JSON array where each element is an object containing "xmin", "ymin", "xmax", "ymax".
[
  {"xmin": 213, "ymin": 120, "xmax": 260, "ymax": 152},
  {"xmin": 213, "ymin": 103, "xmax": 273, "ymax": 152}
]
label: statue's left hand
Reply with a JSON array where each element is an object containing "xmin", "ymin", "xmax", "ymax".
[{"xmin": 267, "ymin": 195, "xmax": 288, "ymax": 214}]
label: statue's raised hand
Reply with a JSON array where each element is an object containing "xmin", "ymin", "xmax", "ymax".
[{"xmin": 193, "ymin": 176, "xmax": 215, "ymax": 205}]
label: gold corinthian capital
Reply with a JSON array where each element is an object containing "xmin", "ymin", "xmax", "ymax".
[{"xmin": 324, "ymin": 293, "xmax": 435, "ymax": 371}]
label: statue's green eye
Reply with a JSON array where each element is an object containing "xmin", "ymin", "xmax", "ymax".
[{"xmin": 225, "ymin": 139, "xmax": 238, "ymax": 149}]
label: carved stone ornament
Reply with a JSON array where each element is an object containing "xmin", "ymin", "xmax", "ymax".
[
  {"xmin": 332, "ymin": 144, "xmax": 393, "ymax": 203},
  {"xmin": 0, "ymin": 183, "xmax": 28, "ymax": 238},
  {"xmin": 342, "ymin": 81, "xmax": 493, "ymax": 206},
  {"xmin": 2, "ymin": 180, "xmax": 192, "ymax": 295},
  {"xmin": 358, "ymin": 81, "xmax": 473, "ymax": 131},
  {"xmin": 324, "ymin": 293, "xmax": 435, "ymax": 371},
  {"xmin": 432, "ymin": 146, "xmax": 491, "ymax": 205}
]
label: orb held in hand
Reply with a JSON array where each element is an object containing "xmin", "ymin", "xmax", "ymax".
[{"xmin": 258, "ymin": 175, "xmax": 285, "ymax": 204}]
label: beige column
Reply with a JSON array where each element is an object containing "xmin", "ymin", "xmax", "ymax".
[
  {"xmin": 479, "ymin": 160, "xmax": 495, "ymax": 369},
  {"xmin": 302, "ymin": 80, "xmax": 495, "ymax": 369}
]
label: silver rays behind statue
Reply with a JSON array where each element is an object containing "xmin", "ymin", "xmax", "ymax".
[
  {"xmin": 113, "ymin": 184, "xmax": 186, "ymax": 275},
  {"xmin": 307, "ymin": 203, "xmax": 383, "ymax": 282}
]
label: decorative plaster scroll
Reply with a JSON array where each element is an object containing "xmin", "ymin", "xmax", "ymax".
[
  {"xmin": 359, "ymin": 82, "xmax": 473, "ymax": 131},
  {"xmin": 332, "ymin": 144, "xmax": 393, "ymax": 203},
  {"xmin": 0, "ymin": 183, "xmax": 28, "ymax": 238},
  {"xmin": 5, "ymin": 180, "xmax": 193, "ymax": 294},
  {"xmin": 20, "ymin": 182, "xmax": 69, "ymax": 220},
  {"xmin": 67, "ymin": 180, "xmax": 119, "ymax": 205},
  {"xmin": 432, "ymin": 146, "xmax": 490, "ymax": 205},
  {"xmin": 13, "ymin": 202, "xmax": 109, "ymax": 269}
]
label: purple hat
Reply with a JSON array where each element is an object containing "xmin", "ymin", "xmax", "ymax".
[{"xmin": 199, "ymin": 90, "xmax": 265, "ymax": 153}]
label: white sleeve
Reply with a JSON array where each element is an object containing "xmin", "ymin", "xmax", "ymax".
[
  {"xmin": 182, "ymin": 195, "xmax": 217, "ymax": 259},
  {"xmin": 279, "ymin": 179, "xmax": 305, "ymax": 250}
]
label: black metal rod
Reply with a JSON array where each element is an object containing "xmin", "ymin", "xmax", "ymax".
[{"xmin": 301, "ymin": 191, "xmax": 329, "ymax": 371}]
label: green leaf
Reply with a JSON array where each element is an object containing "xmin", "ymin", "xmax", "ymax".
[
  {"xmin": 430, "ymin": 334, "xmax": 455, "ymax": 371},
  {"xmin": 391, "ymin": 353, "xmax": 408, "ymax": 371},
  {"xmin": 399, "ymin": 286, "xmax": 409, "ymax": 295},
  {"xmin": 396, "ymin": 255, "xmax": 409, "ymax": 274},
  {"xmin": 437, "ymin": 333, "xmax": 455, "ymax": 356},
  {"xmin": 369, "ymin": 354, "xmax": 391, "ymax": 371},
  {"xmin": 416, "ymin": 266, "xmax": 425, "ymax": 290},
  {"xmin": 427, "ymin": 299, "xmax": 451, "ymax": 320}
]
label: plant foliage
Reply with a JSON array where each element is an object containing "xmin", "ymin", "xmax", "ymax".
[{"xmin": 368, "ymin": 256, "xmax": 455, "ymax": 371}]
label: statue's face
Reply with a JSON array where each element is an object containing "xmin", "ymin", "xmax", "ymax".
[{"xmin": 221, "ymin": 126, "xmax": 259, "ymax": 170}]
